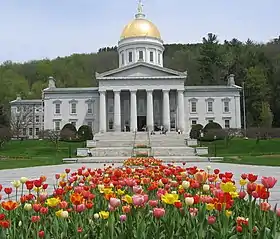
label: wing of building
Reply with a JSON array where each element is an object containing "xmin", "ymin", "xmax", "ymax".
[{"xmin": 10, "ymin": 2, "xmax": 242, "ymax": 138}]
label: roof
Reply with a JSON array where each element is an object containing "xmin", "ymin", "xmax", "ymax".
[
  {"xmin": 96, "ymin": 61, "xmax": 188, "ymax": 78},
  {"xmin": 10, "ymin": 99, "xmax": 42, "ymax": 105},
  {"xmin": 43, "ymin": 87, "xmax": 99, "ymax": 93},
  {"xmin": 185, "ymin": 85, "xmax": 242, "ymax": 92}
]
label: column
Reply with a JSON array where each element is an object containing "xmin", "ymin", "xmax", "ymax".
[
  {"xmin": 177, "ymin": 90, "xmax": 185, "ymax": 133},
  {"xmin": 162, "ymin": 90, "xmax": 170, "ymax": 131},
  {"xmin": 147, "ymin": 90, "xmax": 154, "ymax": 131},
  {"xmin": 113, "ymin": 90, "xmax": 121, "ymax": 132},
  {"xmin": 99, "ymin": 90, "xmax": 106, "ymax": 133},
  {"xmin": 130, "ymin": 90, "xmax": 137, "ymax": 132}
]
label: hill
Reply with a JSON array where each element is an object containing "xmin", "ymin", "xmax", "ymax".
[{"xmin": 1, "ymin": 33, "xmax": 280, "ymax": 127}]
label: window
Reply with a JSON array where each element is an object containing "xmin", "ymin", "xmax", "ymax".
[
  {"xmin": 35, "ymin": 115, "xmax": 40, "ymax": 123},
  {"xmin": 139, "ymin": 51, "xmax": 143, "ymax": 60},
  {"xmin": 207, "ymin": 101, "xmax": 213, "ymax": 113},
  {"xmin": 35, "ymin": 128, "xmax": 39, "ymax": 136},
  {"xmin": 70, "ymin": 121, "xmax": 76, "ymax": 127},
  {"xmin": 71, "ymin": 103, "xmax": 77, "ymax": 114},
  {"xmin": 29, "ymin": 128, "xmax": 33, "ymax": 136},
  {"xmin": 16, "ymin": 106, "xmax": 20, "ymax": 113},
  {"xmin": 55, "ymin": 104, "xmax": 60, "ymax": 114},
  {"xmin": 22, "ymin": 128, "xmax": 26, "ymax": 136},
  {"xmin": 87, "ymin": 121, "xmax": 93, "ymax": 129},
  {"xmin": 191, "ymin": 102, "xmax": 197, "ymax": 113},
  {"xmin": 121, "ymin": 53, "xmax": 124, "ymax": 65},
  {"xmin": 54, "ymin": 121, "xmax": 60, "ymax": 131},
  {"xmin": 87, "ymin": 103, "xmax": 93, "ymax": 114},
  {"xmin": 128, "ymin": 52, "xmax": 133, "ymax": 62},
  {"xmin": 191, "ymin": 120, "xmax": 197, "ymax": 125},
  {"xmin": 225, "ymin": 119, "xmax": 230, "ymax": 128},
  {"xmin": 208, "ymin": 119, "xmax": 214, "ymax": 123},
  {"xmin": 42, "ymin": 116, "xmax": 44, "ymax": 122},
  {"xmin": 158, "ymin": 53, "xmax": 161, "ymax": 64},
  {"xmin": 150, "ymin": 52, "xmax": 154, "ymax": 62},
  {"xmin": 224, "ymin": 101, "xmax": 230, "ymax": 112}
]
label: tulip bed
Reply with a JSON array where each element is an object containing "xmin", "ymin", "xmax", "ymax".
[
  {"xmin": 123, "ymin": 157, "xmax": 162, "ymax": 166},
  {"xmin": 0, "ymin": 163, "xmax": 279, "ymax": 239}
]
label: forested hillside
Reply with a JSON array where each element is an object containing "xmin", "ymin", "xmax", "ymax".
[{"xmin": 1, "ymin": 33, "xmax": 280, "ymax": 127}]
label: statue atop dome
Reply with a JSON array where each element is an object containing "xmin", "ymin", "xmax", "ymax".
[
  {"xmin": 137, "ymin": 0, "xmax": 143, "ymax": 14},
  {"xmin": 135, "ymin": 0, "xmax": 145, "ymax": 19}
]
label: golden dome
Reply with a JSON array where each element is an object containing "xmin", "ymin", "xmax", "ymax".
[{"xmin": 121, "ymin": 18, "xmax": 161, "ymax": 40}]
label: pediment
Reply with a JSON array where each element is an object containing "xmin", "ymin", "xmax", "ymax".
[{"xmin": 96, "ymin": 62, "xmax": 187, "ymax": 79}]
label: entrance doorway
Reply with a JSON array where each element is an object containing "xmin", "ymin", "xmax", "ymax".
[{"xmin": 137, "ymin": 116, "xmax": 146, "ymax": 131}]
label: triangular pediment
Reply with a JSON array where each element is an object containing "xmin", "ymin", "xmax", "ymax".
[{"xmin": 96, "ymin": 62, "xmax": 187, "ymax": 78}]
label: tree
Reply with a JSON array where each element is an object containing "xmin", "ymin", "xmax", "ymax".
[
  {"xmin": 189, "ymin": 124, "xmax": 203, "ymax": 139},
  {"xmin": 60, "ymin": 123, "xmax": 77, "ymax": 141},
  {"xmin": 43, "ymin": 130, "xmax": 60, "ymax": 150},
  {"xmin": 10, "ymin": 105, "xmax": 34, "ymax": 138},
  {"xmin": 259, "ymin": 102, "xmax": 273, "ymax": 128},
  {"xmin": 78, "ymin": 125, "xmax": 93, "ymax": 141},
  {"xmin": 0, "ymin": 126, "xmax": 11, "ymax": 148}
]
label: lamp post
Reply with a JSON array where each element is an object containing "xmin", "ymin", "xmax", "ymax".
[
  {"xmin": 214, "ymin": 135, "xmax": 217, "ymax": 157},
  {"xmin": 200, "ymin": 131, "xmax": 204, "ymax": 147}
]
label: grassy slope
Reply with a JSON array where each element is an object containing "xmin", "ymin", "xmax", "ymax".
[{"xmin": 0, "ymin": 140, "xmax": 84, "ymax": 170}]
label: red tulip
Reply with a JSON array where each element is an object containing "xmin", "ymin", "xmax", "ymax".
[
  {"xmin": 247, "ymin": 174, "xmax": 258, "ymax": 183},
  {"xmin": 208, "ymin": 216, "xmax": 216, "ymax": 224},
  {"xmin": 38, "ymin": 230, "xmax": 45, "ymax": 238},
  {"xmin": 4, "ymin": 188, "xmax": 12, "ymax": 195}
]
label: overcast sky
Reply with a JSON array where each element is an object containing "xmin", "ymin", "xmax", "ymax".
[{"xmin": 0, "ymin": 0, "xmax": 278, "ymax": 63}]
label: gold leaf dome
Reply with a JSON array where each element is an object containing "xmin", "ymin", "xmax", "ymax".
[{"xmin": 121, "ymin": 18, "xmax": 161, "ymax": 40}]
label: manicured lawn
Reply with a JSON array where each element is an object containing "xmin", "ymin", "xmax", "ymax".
[
  {"xmin": 0, "ymin": 140, "xmax": 84, "ymax": 170},
  {"xmin": 201, "ymin": 138, "xmax": 280, "ymax": 166}
]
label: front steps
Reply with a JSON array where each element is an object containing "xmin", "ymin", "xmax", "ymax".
[{"xmin": 63, "ymin": 131, "xmax": 213, "ymax": 164}]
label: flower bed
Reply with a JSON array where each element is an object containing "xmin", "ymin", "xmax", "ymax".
[
  {"xmin": 123, "ymin": 157, "xmax": 163, "ymax": 166},
  {"xmin": 0, "ymin": 164, "xmax": 279, "ymax": 238}
]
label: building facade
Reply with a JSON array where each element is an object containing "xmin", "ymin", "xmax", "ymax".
[{"xmin": 10, "ymin": 2, "xmax": 242, "ymax": 137}]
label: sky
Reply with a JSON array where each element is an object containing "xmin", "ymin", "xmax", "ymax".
[{"xmin": 0, "ymin": 0, "xmax": 279, "ymax": 63}]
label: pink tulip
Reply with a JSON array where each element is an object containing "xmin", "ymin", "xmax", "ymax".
[
  {"xmin": 120, "ymin": 214, "xmax": 127, "ymax": 222},
  {"xmin": 276, "ymin": 208, "xmax": 280, "ymax": 217},
  {"xmin": 153, "ymin": 208, "xmax": 165, "ymax": 218},
  {"xmin": 260, "ymin": 202, "xmax": 271, "ymax": 211},
  {"xmin": 109, "ymin": 198, "xmax": 121, "ymax": 208},
  {"xmin": 261, "ymin": 177, "xmax": 277, "ymax": 189},
  {"xmin": 132, "ymin": 195, "xmax": 145, "ymax": 206},
  {"xmin": 132, "ymin": 186, "xmax": 142, "ymax": 194},
  {"xmin": 148, "ymin": 200, "xmax": 158, "ymax": 207},
  {"xmin": 252, "ymin": 191, "xmax": 259, "ymax": 199},
  {"xmin": 75, "ymin": 204, "xmax": 86, "ymax": 213},
  {"xmin": 208, "ymin": 216, "xmax": 216, "ymax": 224}
]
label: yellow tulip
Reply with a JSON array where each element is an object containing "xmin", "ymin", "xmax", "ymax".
[
  {"xmin": 46, "ymin": 197, "xmax": 61, "ymax": 207},
  {"xmin": 122, "ymin": 195, "xmax": 133, "ymax": 204},
  {"xmin": 220, "ymin": 182, "xmax": 237, "ymax": 193},
  {"xmin": 161, "ymin": 193, "xmax": 179, "ymax": 205},
  {"xmin": 225, "ymin": 210, "xmax": 232, "ymax": 218},
  {"xmin": 117, "ymin": 189, "xmax": 125, "ymax": 196},
  {"xmin": 11, "ymin": 180, "xmax": 21, "ymax": 188},
  {"xmin": 206, "ymin": 203, "xmax": 215, "ymax": 211},
  {"xmin": 239, "ymin": 179, "xmax": 247, "ymax": 186},
  {"xmin": 20, "ymin": 177, "xmax": 28, "ymax": 184},
  {"xmin": 99, "ymin": 211, "xmax": 109, "ymax": 219}
]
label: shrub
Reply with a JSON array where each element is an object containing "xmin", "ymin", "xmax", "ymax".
[
  {"xmin": 202, "ymin": 122, "xmax": 224, "ymax": 141},
  {"xmin": 60, "ymin": 123, "xmax": 77, "ymax": 141},
  {"xmin": 189, "ymin": 124, "xmax": 203, "ymax": 139},
  {"xmin": 77, "ymin": 125, "xmax": 93, "ymax": 141}
]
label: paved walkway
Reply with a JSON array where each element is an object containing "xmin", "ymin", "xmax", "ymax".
[{"xmin": 1, "ymin": 162, "xmax": 279, "ymax": 206}]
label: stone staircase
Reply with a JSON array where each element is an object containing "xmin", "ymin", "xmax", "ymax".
[{"xmin": 63, "ymin": 131, "xmax": 215, "ymax": 163}]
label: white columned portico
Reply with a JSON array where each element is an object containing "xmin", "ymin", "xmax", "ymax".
[
  {"xmin": 178, "ymin": 90, "xmax": 185, "ymax": 132},
  {"xmin": 147, "ymin": 90, "xmax": 154, "ymax": 131},
  {"xmin": 99, "ymin": 90, "xmax": 107, "ymax": 133},
  {"xmin": 163, "ymin": 90, "xmax": 170, "ymax": 131},
  {"xmin": 113, "ymin": 90, "xmax": 121, "ymax": 132},
  {"xmin": 130, "ymin": 90, "xmax": 137, "ymax": 132}
]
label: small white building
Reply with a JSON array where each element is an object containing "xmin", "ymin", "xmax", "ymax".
[
  {"xmin": 10, "ymin": 2, "xmax": 242, "ymax": 136},
  {"xmin": 10, "ymin": 96, "xmax": 44, "ymax": 139}
]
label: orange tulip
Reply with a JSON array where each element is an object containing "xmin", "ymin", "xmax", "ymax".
[{"xmin": 1, "ymin": 201, "xmax": 18, "ymax": 211}]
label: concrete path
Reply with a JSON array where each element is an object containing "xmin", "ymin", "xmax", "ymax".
[{"xmin": 1, "ymin": 162, "xmax": 279, "ymax": 206}]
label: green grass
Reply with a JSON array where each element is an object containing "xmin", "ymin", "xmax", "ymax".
[
  {"xmin": 0, "ymin": 140, "xmax": 84, "ymax": 170},
  {"xmin": 201, "ymin": 138, "xmax": 280, "ymax": 166}
]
